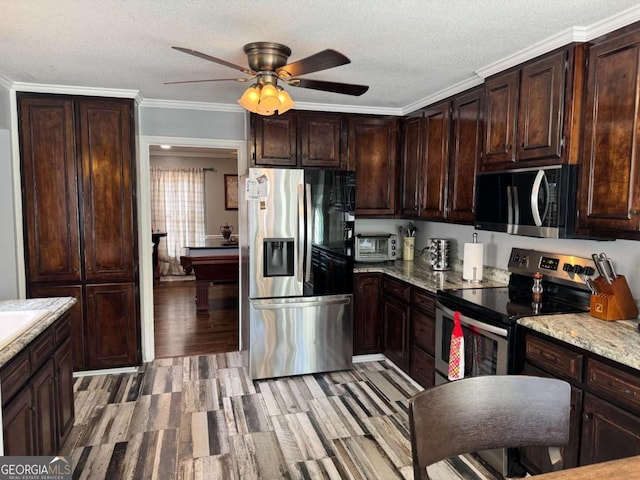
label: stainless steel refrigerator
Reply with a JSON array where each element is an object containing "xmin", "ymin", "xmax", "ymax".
[{"xmin": 239, "ymin": 167, "xmax": 354, "ymax": 380}]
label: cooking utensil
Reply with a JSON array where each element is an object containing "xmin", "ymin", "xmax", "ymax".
[
  {"xmin": 593, "ymin": 253, "xmax": 612, "ymax": 284},
  {"xmin": 599, "ymin": 253, "xmax": 616, "ymax": 283},
  {"xmin": 585, "ymin": 277, "xmax": 597, "ymax": 294}
]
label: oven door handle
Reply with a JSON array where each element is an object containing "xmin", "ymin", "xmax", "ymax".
[{"xmin": 438, "ymin": 304, "xmax": 509, "ymax": 337}]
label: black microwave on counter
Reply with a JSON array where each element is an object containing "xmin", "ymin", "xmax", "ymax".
[{"xmin": 474, "ymin": 165, "xmax": 578, "ymax": 238}]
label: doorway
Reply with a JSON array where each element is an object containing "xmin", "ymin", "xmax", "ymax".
[{"xmin": 138, "ymin": 136, "xmax": 248, "ymax": 363}]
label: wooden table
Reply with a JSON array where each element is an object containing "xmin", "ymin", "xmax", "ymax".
[
  {"xmin": 534, "ymin": 455, "xmax": 640, "ymax": 479},
  {"xmin": 151, "ymin": 232, "xmax": 167, "ymax": 284},
  {"xmin": 180, "ymin": 246, "xmax": 239, "ymax": 312}
]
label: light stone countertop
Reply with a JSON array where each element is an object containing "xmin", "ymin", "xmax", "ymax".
[
  {"xmin": 0, "ymin": 297, "xmax": 77, "ymax": 369},
  {"xmin": 518, "ymin": 314, "xmax": 640, "ymax": 371},
  {"xmin": 354, "ymin": 258, "xmax": 509, "ymax": 293}
]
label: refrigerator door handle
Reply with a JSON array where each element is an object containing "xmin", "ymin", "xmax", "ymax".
[
  {"xmin": 252, "ymin": 296, "xmax": 352, "ymax": 309},
  {"xmin": 297, "ymin": 183, "xmax": 304, "ymax": 283},
  {"xmin": 305, "ymin": 183, "xmax": 312, "ymax": 283}
]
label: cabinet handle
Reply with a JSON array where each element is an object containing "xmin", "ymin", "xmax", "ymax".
[{"xmin": 630, "ymin": 209, "xmax": 638, "ymax": 216}]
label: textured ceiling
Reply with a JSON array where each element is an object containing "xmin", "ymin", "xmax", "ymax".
[{"xmin": 2, "ymin": 1, "xmax": 640, "ymax": 114}]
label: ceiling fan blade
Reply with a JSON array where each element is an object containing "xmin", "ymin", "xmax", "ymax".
[
  {"xmin": 172, "ymin": 46, "xmax": 255, "ymax": 75},
  {"xmin": 277, "ymin": 49, "xmax": 350, "ymax": 77},
  {"xmin": 164, "ymin": 78, "xmax": 251, "ymax": 85},
  {"xmin": 291, "ymin": 78, "xmax": 369, "ymax": 96}
]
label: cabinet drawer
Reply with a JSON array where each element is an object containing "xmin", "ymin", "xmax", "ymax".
[
  {"xmin": 0, "ymin": 349, "xmax": 31, "ymax": 406},
  {"xmin": 30, "ymin": 327, "xmax": 54, "ymax": 372},
  {"xmin": 412, "ymin": 309, "xmax": 436, "ymax": 354},
  {"xmin": 410, "ymin": 346, "xmax": 435, "ymax": 388},
  {"xmin": 412, "ymin": 288, "xmax": 435, "ymax": 315},
  {"xmin": 525, "ymin": 334, "xmax": 583, "ymax": 382},
  {"xmin": 383, "ymin": 276, "xmax": 411, "ymax": 302},
  {"xmin": 586, "ymin": 359, "xmax": 640, "ymax": 414}
]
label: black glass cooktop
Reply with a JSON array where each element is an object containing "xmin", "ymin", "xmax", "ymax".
[{"xmin": 437, "ymin": 285, "xmax": 589, "ymax": 326}]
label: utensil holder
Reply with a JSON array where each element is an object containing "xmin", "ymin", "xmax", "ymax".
[
  {"xmin": 590, "ymin": 275, "xmax": 639, "ymax": 321},
  {"xmin": 403, "ymin": 236, "xmax": 415, "ymax": 261}
]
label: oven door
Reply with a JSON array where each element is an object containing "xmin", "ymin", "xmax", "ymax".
[{"xmin": 435, "ymin": 303, "xmax": 509, "ymax": 384}]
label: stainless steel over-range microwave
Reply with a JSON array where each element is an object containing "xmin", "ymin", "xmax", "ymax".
[{"xmin": 474, "ymin": 165, "xmax": 578, "ymax": 238}]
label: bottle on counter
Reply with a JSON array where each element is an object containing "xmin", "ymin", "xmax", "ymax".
[{"xmin": 532, "ymin": 272, "xmax": 544, "ymax": 303}]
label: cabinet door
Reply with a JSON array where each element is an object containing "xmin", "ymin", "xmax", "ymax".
[
  {"xmin": 30, "ymin": 284, "xmax": 86, "ymax": 371},
  {"xmin": 449, "ymin": 87, "xmax": 483, "ymax": 223},
  {"xmin": 31, "ymin": 359, "xmax": 57, "ymax": 455},
  {"xmin": 55, "ymin": 338, "xmax": 75, "ymax": 447},
  {"xmin": 86, "ymin": 283, "xmax": 139, "ymax": 368},
  {"xmin": 383, "ymin": 295, "xmax": 410, "ymax": 371},
  {"xmin": 353, "ymin": 274, "xmax": 383, "ymax": 355},
  {"xmin": 253, "ymin": 113, "xmax": 298, "ymax": 166},
  {"xmin": 420, "ymin": 102, "xmax": 450, "ymax": 220},
  {"xmin": 521, "ymin": 363, "xmax": 582, "ymax": 473},
  {"xmin": 516, "ymin": 50, "xmax": 566, "ymax": 162},
  {"xmin": 580, "ymin": 392, "xmax": 640, "ymax": 465},
  {"xmin": 578, "ymin": 29, "xmax": 640, "ymax": 236},
  {"xmin": 18, "ymin": 95, "xmax": 81, "ymax": 283},
  {"xmin": 78, "ymin": 98, "xmax": 137, "ymax": 282},
  {"xmin": 348, "ymin": 116, "xmax": 399, "ymax": 216},
  {"xmin": 483, "ymin": 70, "xmax": 519, "ymax": 169},
  {"xmin": 400, "ymin": 116, "xmax": 423, "ymax": 217},
  {"xmin": 2, "ymin": 386, "xmax": 35, "ymax": 456},
  {"xmin": 299, "ymin": 112, "xmax": 342, "ymax": 168}
]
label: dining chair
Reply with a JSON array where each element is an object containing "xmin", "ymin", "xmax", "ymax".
[{"xmin": 408, "ymin": 375, "xmax": 571, "ymax": 480}]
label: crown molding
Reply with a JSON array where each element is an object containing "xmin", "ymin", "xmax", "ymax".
[
  {"xmin": 401, "ymin": 76, "xmax": 485, "ymax": 115},
  {"xmin": 0, "ymin": 75, "xmax": 11, "ymax": 90},
  {"xmin": 476, "ymin": 5, "xmax": 640, "ymax": 79},
  {"xmin": 11, "ymin": 81, "xmax": 140, "ymax": 100},
  {"xmin": 139, "ymin": 97, "xmax": 245, "ymax": 112},
  {"xmin": 292, "ymin": 101, "xmax": 403, "ymax": 116}
]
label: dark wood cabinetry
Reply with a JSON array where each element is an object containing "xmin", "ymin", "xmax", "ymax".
[
  {"xmin": 522, "ymin": 331, "xmax": 640, "ymax": 474},
  {"xmin": 481, "ymin": 46, "xmax": 583, "ymax": 171},
  {"xmin": 382, "ymin": 276, "xmax": 410, "ymax": 371},
  {"xmin": 400, "ymin": 86, "xmax": 482, "ymax": 224},
  {"xmin": 353, "ymin": 273, "xmax": 383, "ymax": 355},
  {"xmin": 251, "ymin": 111, "xmax": 343, "ymax": 168},
  {"xmin": 348, "ymin": 116, "xmax": 399, "ymax": 216},
  {"xmin": 18, "ymin": 93, "xmax": 140, "ymax": 370},
  {"xmin": 577, "ymin": 26, "xmax": 640, "ymax": 239},
  {"xmin": 1, "ymin": 314, "xmax": 75, "ymax": 456},
  {"xmin": 409, "ymin": 287, "xmax": 436, "ymax": 387}
]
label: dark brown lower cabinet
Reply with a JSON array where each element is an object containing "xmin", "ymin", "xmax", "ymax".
[
  {"xmin": 383, "ymin": 294, "xmax": 410, "ymax": 371},
  {"xmin": 409, "ymin": 288, "xmax": 436, "ymax": 388},
  {"xmin": 580, "ymin": 393, "xmax": 640, "ymax": 465},
  {"xmin": 522, "ymin": 331, "xmax": 640, "ymax": 474},
  {"xmin": 1, "ymin": 313, "xmax": 75, "ymax": 456},
  {"xmin": 353, "ymin": 273, "xmax": 383, "ymax": 355}
]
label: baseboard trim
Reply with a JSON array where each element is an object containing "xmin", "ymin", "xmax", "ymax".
[
  {"xmin": 73, "ymin": 366, "xmax": 139, "ymax": 378},
  {"xmin": 352, "ymin": 353, "xmax": 386, "ymax": 363}
]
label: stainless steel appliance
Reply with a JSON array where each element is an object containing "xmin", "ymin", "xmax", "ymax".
[
  {"xmin": 429, "ymin": 238, "xmax": 451, "ymax": 271},
  {"xmin": 435, "ymin": 248, "xmax": 595, "ymax": 477},
  {"xmin": 354, "ymin": 233, "xmax": 398, "ymax": 262},
  {"xmin": 475, "ymin": 165, "xmax": 578, "ymax": 238},
  {"xmin": 241, "ymin": 168, "xmax": 355, "ymax": 380}
]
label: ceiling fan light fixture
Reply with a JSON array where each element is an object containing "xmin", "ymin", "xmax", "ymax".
[
  {"xmin": 237, "ymin": 84, "xmax": 261, "ymax": 113},
  {"xmin": 277, "ymin": 87, "xmax": 295, "ymax": 114},
  {"xmin": 237, "ymin": 80, "xmax": 296, "ymax": 116}
]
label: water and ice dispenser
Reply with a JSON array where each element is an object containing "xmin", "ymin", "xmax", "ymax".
[{"xmin": 263, "ymin": 238, "xmax": 294, "ymax": 277}]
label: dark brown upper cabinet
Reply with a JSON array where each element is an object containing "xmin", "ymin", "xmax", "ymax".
[
  {"xmin": 481, "ymin": 45, "xmax": 584, "ymax": 171},
  {"xmin": 347, "ymin": 115, "xmax": 399, "ymax": 217},
  {"xmin": 400, "ymin": 86, "xmax": 483, "ymax": 224},
  {"xmin": 251, "ymin": 111, "xmax": 343, "ymax": 169},
  {"xmin": 577, "ymin": 25, "xmax": 640, "ymax": 239}
]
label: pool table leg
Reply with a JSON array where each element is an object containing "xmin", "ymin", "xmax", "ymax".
[{"xmin": 195, "ymin": 280, "xmax": 210, "ymax": 311}]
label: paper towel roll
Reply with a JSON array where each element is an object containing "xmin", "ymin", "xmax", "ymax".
[{"xmin": 463, "ymin": 242, "xmax": 484, "ymax": 282}]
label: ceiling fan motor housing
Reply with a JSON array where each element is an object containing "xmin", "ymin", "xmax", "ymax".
[{"xmin": 243, "ymin": 42, "xmax": 292, "ymax": 73}]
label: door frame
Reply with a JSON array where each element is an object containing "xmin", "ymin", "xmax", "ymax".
[{"xmin": 138, "ymin": 135, "xmax": 248, "ymax": 363}]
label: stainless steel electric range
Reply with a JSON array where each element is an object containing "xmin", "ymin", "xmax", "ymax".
[{"xmin": 435, "ymin": 248, "xmax": 596, "ymax": 477}]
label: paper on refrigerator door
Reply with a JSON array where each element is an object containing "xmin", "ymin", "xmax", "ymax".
[{"xmin": 245, "ymin": 174, "xmax": 269, "ymax": 200}]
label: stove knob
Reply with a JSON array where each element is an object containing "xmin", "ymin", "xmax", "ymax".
[
  {"xmin": 583, "ymin": 266, "xmax": 595, "ymax": 276},
  {"xmin": 563, "ymin": 263, "xmax": 575, "ymax": 272},
  {"xmin": 574, "ymin": 265, "xmax": 585, "ymax": 274}
]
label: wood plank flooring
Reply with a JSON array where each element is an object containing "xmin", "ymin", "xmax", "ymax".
[
  {"xmin": 60, "ymin": 353, "xmax": 501, "ymax": 480},
  {"xmin": 153, "ymin": 279, "xmax": 239, "ymax": 358}
]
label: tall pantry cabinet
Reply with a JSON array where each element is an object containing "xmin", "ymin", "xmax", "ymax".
[{"xmin": 18, "ymin": 93, "xmax": 140, "ymax": 371}]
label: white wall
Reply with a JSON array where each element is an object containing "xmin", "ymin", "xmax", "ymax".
[{"xmin": 356, "ymin": 218, "xmax": 640, "ymax": 301}]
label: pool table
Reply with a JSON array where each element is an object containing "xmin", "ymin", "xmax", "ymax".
[{"xmin": 180, "ymin": 244, "xmax": 239, "ymax": 312}]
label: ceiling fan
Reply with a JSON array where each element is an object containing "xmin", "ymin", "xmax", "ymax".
[{"xmin": 167, "ymin": 42, "xmax": 369, "ymax": 115}]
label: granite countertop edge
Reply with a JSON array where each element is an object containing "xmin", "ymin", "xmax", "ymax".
[{"xmin": 0, "ymin": 297, "xmax": 77, "ymax": 369}]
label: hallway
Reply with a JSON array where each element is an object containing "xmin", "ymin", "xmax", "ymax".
[{"xmin": 153, "ymin": 279, "xmax": 239, "ymax": 358}]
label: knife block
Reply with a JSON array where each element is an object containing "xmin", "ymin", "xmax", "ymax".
[{"xmin": 590, "ymin": 275, "xmax": 639, "ymax": 321}]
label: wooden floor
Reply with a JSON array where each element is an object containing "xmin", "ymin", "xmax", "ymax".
[
  {"xmin": 60, "ymin": 353, "xmax": 500, "ymax": 480},
  {"xmin": 153, "ymin": 278, "xmax": 239, "ymax": 359}
]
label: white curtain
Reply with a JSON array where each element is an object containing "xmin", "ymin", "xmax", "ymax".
[{"xmin": 150, "ymin": 167, "xmax": 205, "ymax": 276}]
